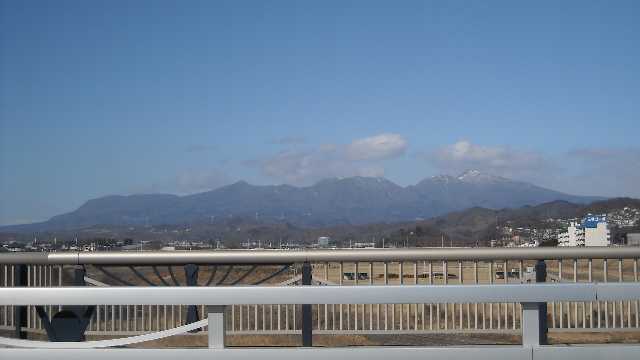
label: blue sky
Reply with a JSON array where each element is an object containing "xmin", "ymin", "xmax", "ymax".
[{"xmin": 1, "ymin": 0, "xmax": 639, "ymax": 225}]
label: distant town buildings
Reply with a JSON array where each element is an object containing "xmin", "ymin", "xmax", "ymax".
[
  {"xmin": 494, "ymin": 225, "xmax": 546, "ymax": 247},
  {"xmin": 317, "ymin": 236, "xmax": 331, "ymax": 248},
  {"xmin": 607, "ymin": 207, "xmax": 640, "ymax": 228},
  {"xmin": 558, "ymin": 215, "xmax": 610, "ymax": 247},
  {"xmin": 626, "ymin": 233, "xmax": 640, "ymax": 247},
  {"xmin": 2, "ymin": 206, "xmax": 638, "ymax": 252},
  {"xmin": 352, "ymin": 242, "xmax": 376, "ymax": 249}
]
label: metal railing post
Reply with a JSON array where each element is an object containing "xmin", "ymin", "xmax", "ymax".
[
  {"xmin": 74, "ymin": 265, "xmax": 85, "ymax": 286},
  {"xmin": 301, "ymin": 261, "xmax": 312, "ymax": 347},
  {"xmin": 522, "ymin": 302, "xmax": 542, "ymax": 347},
  {"xmin": 184, "ymin": 264, "xmax": 200, "ymax": 332},
  {"xmin": 207, "ymin": 305, "xmax": 226, "ymax": 348},
  {"xmin": 535, "ymin": 260, "xmax": 548, "ymax": 344},
  {"xmin": 13, "ymin": 264, "xmax": 28, "ymax": 339}
]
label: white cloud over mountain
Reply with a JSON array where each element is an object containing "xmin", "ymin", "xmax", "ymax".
[
  {"xmin": 346, "ymin": 133, "xmax": 408, "ymax": 161},
  {"xmin": 424, "ymin": 140, "xmax": 555, "ymax": 181},
  {"xmin": 421, "ymin": 140, "xmax": 640, "ymax": 198},
  {"xmin": 252, "ymin": 133, "xmax": 406, "ymax": 185}
]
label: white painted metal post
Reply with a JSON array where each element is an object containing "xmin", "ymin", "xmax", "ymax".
[
  {"xmin": 521, "ymin": 302, "xmax": 541, "ymax": 347},
  {"xmin": 207, "ymin": 306, "xmax": 226, "ymax": 349}
]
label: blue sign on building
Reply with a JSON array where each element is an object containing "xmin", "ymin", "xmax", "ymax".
[{"xmin": 582, "ymin": 215, "xmax": 607, "ymax": 229}]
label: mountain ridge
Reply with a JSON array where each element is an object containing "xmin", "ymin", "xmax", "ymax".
[
  {"xmin": 4, "ymin": 198, "xmax": 637, "ymax": 247},
  {"xmin": 1, "ymin": 171, "xmax": 604, "ymax": 232}
]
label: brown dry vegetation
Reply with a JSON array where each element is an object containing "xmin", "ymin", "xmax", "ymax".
[{"xmin": 96, "ymin": 331, "xmax": 640, "ymax": 347}]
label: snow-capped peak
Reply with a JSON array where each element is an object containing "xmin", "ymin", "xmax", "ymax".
[
  {"xmin": 457, "ymin": 170, "xmax": 506, "ymax": 183},
  {"xmin": 430, "ymin": 174, "xmax": 456, "ymax": 183},
  {"xmin": 457, "ymin": 170, "xmax": 482, "ymax": 180}
]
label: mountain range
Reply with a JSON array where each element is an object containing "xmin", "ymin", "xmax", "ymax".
[{"xmin": 1, "ymin": 170, "xmax": 603, "ymax": 232}]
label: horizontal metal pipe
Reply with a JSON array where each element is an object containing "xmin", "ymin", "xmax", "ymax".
[
  {"xmin": 5, "ymin": 346, "xmax": 640, "ymax": 360},
  {"xmin": 0, "ymin": 247, "xmax": 639, "ymax": 265},
  {"xmin": 0, "ymin": 252, "xmax": 51, "ymax": 265},
  {"xmin": 0, "ymin": 283, "xmax": 607, "ymax": 305},
  {"xmin": 596, "ymin": 283, "xmax": 640, "ymax": 301},
  {"xmin": 0, "ymin": 347, "xmax": 537, "ymax": 360}
]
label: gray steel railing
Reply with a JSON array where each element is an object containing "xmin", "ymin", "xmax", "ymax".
[
  {"xmin": 2, "ymin": 247, "xmax": 640, "ymax": 264},
  {"xmin": 1, "ymin": 284, "xmax": 640, "ymax": 360},
  {"xmin": 1, "ymin": 248, "xmax": 640, "ymax": 338}
]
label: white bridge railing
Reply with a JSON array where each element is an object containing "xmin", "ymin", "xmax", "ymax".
[
  {"xmin": 1, "ymin": 283, "xmax": 640, "ymax": 359},
  {"xmin": 2, "ymin": 248, "xmax": 640, "ymax": 345}
]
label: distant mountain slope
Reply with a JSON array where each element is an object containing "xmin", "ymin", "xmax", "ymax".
[
  {"xmin": 1, "ymin": 171, "xmax": 603, "ymax": 232},
  {"xmin": 5, "ymin": 198, "xmax": 636, "ymax": 247},
  {"xmin": 409, "ymin": 172, "xmax": 594, "ymax": 212}
]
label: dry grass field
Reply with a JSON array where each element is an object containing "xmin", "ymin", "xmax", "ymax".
[{"xmin": 3, "ymin": 329, "xmax": 640, "ymax": 348}]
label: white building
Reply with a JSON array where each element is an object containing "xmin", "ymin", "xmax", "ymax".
[
  {"xmin": 558, "ymin": 221, "xmax": 585, "ymax": 247},
  {"xmin": 557, "ymin": 216, "xmax": 610, "ymax": 247},
  {"xmin": 583, "ymin": 215, "xmax": 610, "ymax": 247}
]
